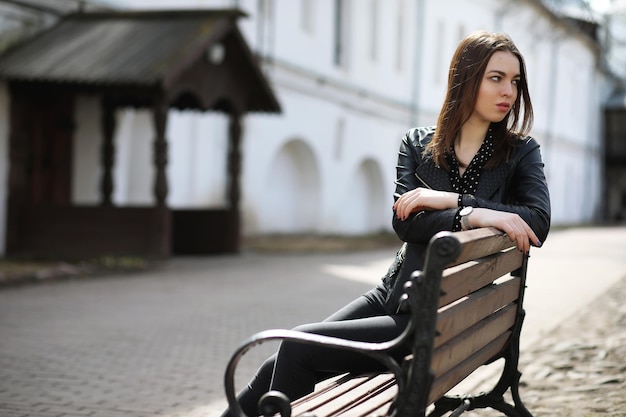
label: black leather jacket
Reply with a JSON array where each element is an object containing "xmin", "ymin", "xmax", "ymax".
[{"xmin": 382, "ymin": 126, "xmax": 551, "ymax": 312}]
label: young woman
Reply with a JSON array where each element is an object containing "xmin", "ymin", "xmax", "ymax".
[{"xmin": 222, "ymin": 30, "xmax": 551, "ymax": 417}]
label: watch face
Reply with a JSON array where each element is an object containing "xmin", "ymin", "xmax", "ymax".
[{"xmin": 460, "ymin": 206, "xmax": 473, "ymax": 216}]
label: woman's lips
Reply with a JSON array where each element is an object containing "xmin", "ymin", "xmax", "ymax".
[{"xmin": 496, "ymin": 103, "xmax": 511, "ymax": 111}]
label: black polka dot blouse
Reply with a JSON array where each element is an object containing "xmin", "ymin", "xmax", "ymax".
[{"xmin": 448, "ymin": 129, "xmax": 494, "ymax": 231}]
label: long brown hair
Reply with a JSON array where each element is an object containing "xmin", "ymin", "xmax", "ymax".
[{"xmin": 427, "ymin": 31, "xmax": 534, "ymax": 169}]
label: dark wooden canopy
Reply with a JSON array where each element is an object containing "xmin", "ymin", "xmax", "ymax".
[
  {"xmin": 604, "ymin": 87, "xmax": 626, "ymax": 221},
  {"xmin": 0, "ymin": 9, "xmax": 281, "ymax": 259}
]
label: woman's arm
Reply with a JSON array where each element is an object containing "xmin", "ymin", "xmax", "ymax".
[
  {"xmin": 392, "ymin": 135, "xmax": 551, "ymax": 251},
  {"xmin": 464, "ymin": 138, "xmax": 551, "ymax": 244},
  {"xmin": 392, "ymin": 128, "xmax": 461, "ymax": 244}
]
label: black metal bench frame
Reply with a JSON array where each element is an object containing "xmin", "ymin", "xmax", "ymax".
[{"xmin": 224, "ymin": 228, "xmax": 534, "ymax": 417}]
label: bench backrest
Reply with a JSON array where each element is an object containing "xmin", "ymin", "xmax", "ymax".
[
  {"xmin": 393, "ymin": 228, "xmax": 528, "ymax": 415},
  {"xmin": 227, "ymin": 228, "xmax": 530, "ymax": 417}
]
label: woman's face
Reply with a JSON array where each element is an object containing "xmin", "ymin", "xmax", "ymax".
[{"xmin": 470, "ymin": 50, "xmax": 520, "ymax": 125}]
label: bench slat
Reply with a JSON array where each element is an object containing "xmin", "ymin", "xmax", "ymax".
[
  {"xmin": 332, "ymin": 377, "xmax": 397, "ymax": 417},
  {"xmin": 291, "ymin": 374, "xmax": 368, "ymax": 412},
  {"xmin": 439, "ymin": 248, "xmax": 523, "ymax": 307},
  {"xmin": 435, "ymin": 276, "xmax": 520, "ymax": 347},
  {"xmin": 428, "ymin": 331, "xmax": 511, "ymax": 404},
  {"xmin": 448, "ymin": 228, "xmax": 517, "ymax": 267},
  {"xmin": 314, "ymin": 373, "xmax": 394, "ymax": 417},
  {"xmin": 293, "ymin": 373, "xmax": 394, "ymax": 417},
  {"xmin": 365, "ymin": 399, "xmax": 397, "ymax": 417},
  {"xmin": 431, "ymin": 303, "xmax": 517, "ymax": 377}
]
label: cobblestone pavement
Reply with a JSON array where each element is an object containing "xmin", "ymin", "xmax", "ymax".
[
  {"xmin": 469, "ymin": 276, "xmax": 626, "ymax": 417},
  {"xmin": 0, "ymin": 249, "xmax": 395, "ymax": 417},
  {"xmin": 0, "ymin": 226, "xmax": 624, "ymax": 417},
  {"xmin": 520, "ymin": 275, "xmax": 626, "ymax": 417}
]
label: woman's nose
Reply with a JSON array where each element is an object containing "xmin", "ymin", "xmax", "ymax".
[{"xmin": 502, "ymin": 82, "xmax": 514, "ymax": 96}]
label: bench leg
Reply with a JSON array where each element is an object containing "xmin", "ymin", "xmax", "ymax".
[
  {"xmin": 466, "ymin": 307, "xmax": 533, "ymax": 417},
  {"xmin": 448, "ymin": 399, "xmax": 470, "ymax": 417},
  {"xmin": 428, "ymin": 362, "xmax": 533, "ymax": 417},
  {"xmin": 471, "ymin": 310, "xmax": 534, "ymax": 417},
  {"xmin": 429, "ymin": 397, "xmax": 469, "ymax": 417},
  {"xmin": 428, "ymin": 312, "xmax": 534, "ymax": 417},
  {"xmin": 474, "ymin": 369, "xmax": 533, "ymax": 417},
  {"xmin": 429, "ymin": 376, "xmax": 532, "ymax": 417}
]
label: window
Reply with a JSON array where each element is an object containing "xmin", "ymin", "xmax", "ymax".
[
  {"xmin": 395, "ymin": 0, "xmax": 405, "ymax": 71},
  {"xmin": 457, "ymin": 23, "xmax": 466, "ymax": 43},
  {"xmin": 333, "ymin": 0, "xmax": 350, "ymax": 68},
  {"xmin": 301, "ymin": 0, "xmax": 315, "ymax": 33},
  {"xmin": 370, "ymin": 0, "xmax": 379, "ymax": 61},
  {"xmin": 434, "ymin": 20, "xmax": 445, "ymax": 85}
]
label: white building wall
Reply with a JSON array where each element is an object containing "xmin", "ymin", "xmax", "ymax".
[
  {"xmin": 96, "ymin": 0, "xmax": 608, "ymax": 235},
  {"xmin": 73, "ymin": 95, "xmax": 101, "ymax": 204},
  {"xmin": 166, "ymin": 112, "xmax": 229, "ymax": 208},
  {"xmin": 0, "ymin": 0, "xmax": 612, "ymax": 254},
  {"xmin": 242, "ymin": 85, "xmax": 402, "ymax": 235}
]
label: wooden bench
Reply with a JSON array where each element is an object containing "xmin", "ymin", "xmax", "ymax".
[{"xmin": 224, "ymin": 228, "xmax": 535, "ymax": 417}]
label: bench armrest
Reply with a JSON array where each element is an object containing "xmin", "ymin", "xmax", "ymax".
[{"xmin": 224, "ymin": 328, "xmax": 411, "ymax": 417}]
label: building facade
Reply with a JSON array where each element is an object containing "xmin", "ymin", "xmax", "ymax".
[
  {"xmin": 0, "ymin": 0, "xmax": 617, "ymax": 255},
  {"xmin": 160, "ymin": 0, "xmax": 611, "ymax": 233}
]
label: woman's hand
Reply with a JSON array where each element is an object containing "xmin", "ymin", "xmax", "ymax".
[
  {"xmin": 393, "ymin": 189, "xmax": 457, "ymax": 221},
  {"xmin": 468, "ymin": 208, "xmax": 542, "ymax": 254}
]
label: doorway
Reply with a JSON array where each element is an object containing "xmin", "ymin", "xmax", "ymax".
[{"xmin": 25, "ymin": 92, "xmax": 75, "ymax": 204}]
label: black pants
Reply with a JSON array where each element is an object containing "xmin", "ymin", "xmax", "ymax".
[{"xmin": 221, "ymin": 283, "xmax": 411, "ymax": 417}]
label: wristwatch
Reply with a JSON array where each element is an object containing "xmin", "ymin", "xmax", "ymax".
[{"xmin": 460, "ymin": 206, "xmax": 474, "ymax": 230}]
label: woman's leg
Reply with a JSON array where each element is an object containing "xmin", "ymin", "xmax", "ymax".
[
  {"xmin": 221, "ymin": 285, "xmax": 404, "ymax": 416},
  {"xmin": 221, "ymin": 354, "xmax": 276, "ymax": 417},
  {"xmin": 269, "ymin": 312, "xmax": 410, "ymax": 401},
  {"xmin": 322, "ymin": 284, "xmax": 389, "ymax": 322}
]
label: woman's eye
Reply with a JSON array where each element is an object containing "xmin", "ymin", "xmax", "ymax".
[
  {"xmin": 512, "ymin": 79, "xmax": 520, "ymax": 86},
  {"xmin": 491, "ymin": 76, "xmax": 501, "ymax": 82}
]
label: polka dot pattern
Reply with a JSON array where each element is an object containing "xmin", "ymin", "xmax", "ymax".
[{"xmin": 447, "ymin": 128, "xmax": 494, "ymax": 231}]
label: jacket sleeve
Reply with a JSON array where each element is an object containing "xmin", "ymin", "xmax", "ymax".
[
  {"xmin": 392, "ymin": 134, "xmax": 551, "ymax": 245},
  {"xmin": 470, "ymin": 138, "xmax": 551, "ymax": 243},
  {"xmin": 392, "ymin": 129, "xmax": 460, "ymax": 244}
]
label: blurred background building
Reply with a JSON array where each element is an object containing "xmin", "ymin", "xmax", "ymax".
[{"xmin": 0, "ymin": 0, "xmax": 624, "ymax": 258}]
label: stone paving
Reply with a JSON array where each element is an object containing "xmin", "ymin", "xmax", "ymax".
[
  {"xmin": 0, "ymin": 227, "xmax": 625, "ymax": 417},
  {"xmin": 519, "ymin": 275, "xmax": 626, "ymax": 417},
  {"xmin": 0, "ymin": 249, "xmax": 394, "ymax": 417},
  {"xmin": 470, "ymin": 276, "xmax": 626, "ymax": 417}
]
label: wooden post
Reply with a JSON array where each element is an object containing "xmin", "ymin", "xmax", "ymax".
[
  {"xmin": 150, "ymin": 97, "xmax": 171, "ymax": 257},
  {"xmin": 226, "ymin": 111, "xmax": 242, "ymax": 251},
  {"xmin": 227, "ymin": 112, "xmax": 242, "ymax": 208},
  {"xmin": 153, "ymin": 98, "xmax": 169, "ymax": 207},
  {"xmin": 5, "ymin": 86, "xmax": 29, "ymax": 253},
  {"xmin": 100, "ymin": 100, "xmax": 115, "ymax": 206}
]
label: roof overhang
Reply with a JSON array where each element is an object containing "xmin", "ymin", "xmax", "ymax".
[{"xmin": 0, "ymin": 9, "xmax": 281, "ymax": 113}]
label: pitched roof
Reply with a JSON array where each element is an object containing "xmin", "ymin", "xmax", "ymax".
[
  {"xmin": 0, "ymin": 9, "xmax": 281, "ymax": 112},
  {"xmin": 0, "ymin": 10, "xmax": 239, "ymax": 85}
]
